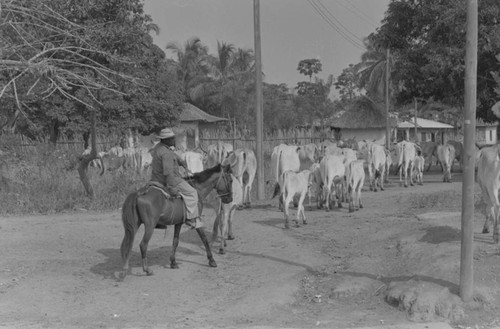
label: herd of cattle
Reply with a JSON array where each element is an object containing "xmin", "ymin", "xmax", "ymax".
[{"xmin": 83, "ymin": 137, "xmax": 500, "ymax": 245}]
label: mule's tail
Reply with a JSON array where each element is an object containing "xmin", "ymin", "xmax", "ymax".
[{"xmin": 120, "ymin": 192, "xmax": 140, "ymax": 262}]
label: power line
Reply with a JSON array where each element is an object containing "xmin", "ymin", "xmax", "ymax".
[
  {"xmin": 306, "ymin": 0, "xmax": 365, "ymax": 51},
  {"xmin": 316, "ymin": 0, "xmax": 365, "ymax": 44},
  {"xmin": 339, "ymin": 0, "xmax": 379, "ymax": 28}
]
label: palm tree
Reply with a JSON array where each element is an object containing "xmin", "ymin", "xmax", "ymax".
[
  {"xmin": 166, "ymin": 37, "xmax": 211, "ymax": 102},
  {"xmin": 355, "ymin": 36, "xmax": 390, "ymax": 102}
]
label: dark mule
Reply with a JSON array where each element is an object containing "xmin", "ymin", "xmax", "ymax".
[{"xmin": 120, "ymin": 164, "xmax": 233, "ymax": 278}]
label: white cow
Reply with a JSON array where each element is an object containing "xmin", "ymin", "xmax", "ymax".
[
  {"xmin": 176, "ymin": 150, "xmax": 205, "ymax": 175},
  {"xmin": 211, "ymin": 174, "xmax": 243, "ymax": 254},
  {"xmin": 205, "ymin": 142, "xmax": 233, "ymax": 168},
  {"xmin": 319, "ymin": 155, "xmax": 345, "ymax": 211},
  {"xmin": 222, "ymin": 148, "xmax": 256, "ymax": 208},
  {"xmin": 476, "ymin": 144, "xmax": 500, "ymax": 243},
  {"xmin": 346, "ymin": 160, "xmax": 365, "ymax": 213},
  {"xmin": 281, "ymin": 169, "xmax": 312, "ymax": 229},
  {"xmin": 413, "ymin": 154, "xmax": 425, "ymax": 185},
  {"xmin": 271, "ymin": 144, "xmax": 301, "ymax": 208},
  {"xmin": 396, "ymin": 141, "xmax": 417, "ymax": 187},
  {"xmin": 297, "ymin": 143, "xmax": 320, "ymax": 171},
  {"xmin": 363, "ymin": 142, "xmax": 387, "ymax": 192},
  {"xmin": 308, "ymin": 162, "xmax": 323, "ymax": 210},
  {"xmin": 437, "ymin": 144, "xmax": 455, "ymax": 183}
]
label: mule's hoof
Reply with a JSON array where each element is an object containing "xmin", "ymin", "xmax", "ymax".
[
  {"xmin": 219, "ymin": 248, "xmax": 225, "ymax": 255},
  {"xmin": 227, "ymin": 235, "xmax": 235, "ymax": 240},
  {"xmin": 209, "ymin": 260, "xmax": 218, "ymax": 267}
]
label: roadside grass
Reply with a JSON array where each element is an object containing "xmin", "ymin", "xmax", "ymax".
[
  {"xmin": 0, "ymin": 146, "xmax": 275, "ymax": 216},
  {"xmin": 0, "ymin": 147, "xmax": 149, "ymax": 216}
]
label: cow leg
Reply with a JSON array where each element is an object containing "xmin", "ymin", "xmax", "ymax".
[
  {"xmin": 324, "ymin": 185, "xmax": 331, "ymax": 212},
  {"xmin": 482, "ymin": 210, "xmax": 492, "ymax": 234},
  {"xmin": 284, "ymin": 195, "xmax": 291, "ymax": 229},
  {"xmin": 380, "ymin": 167, "xmax": 385, "ymax": 191},
  {"xmin": 227, "ymin": 206, "xmax": 236, "ymax": 240},
  {"xmin": 298, "ymin": 193, "xmax": 307, "ymax": 225},
  {"xmin": 409, "ymin": 164, "xmax": 415, "ymax": 186}
]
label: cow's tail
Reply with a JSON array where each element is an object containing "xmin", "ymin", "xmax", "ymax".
[
  {"xmin": 272, "ymin": 182, "xmax": 280, "ymax": 199},
  {"xmin": 99, "ymin": 157, "xmax": 105, "ymax": 176}
]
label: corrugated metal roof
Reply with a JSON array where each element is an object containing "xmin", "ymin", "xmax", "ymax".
[
  {"xmin": 179, "ymin": 103, "xmax": 228, "ymax": 123},
  {"xmin": 398, "ymin": 117, "xmax": 454, "ymax": 129}
]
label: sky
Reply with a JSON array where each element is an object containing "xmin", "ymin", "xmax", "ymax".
[{"xmin": 143, "ymin": 0, "xmax": 391, "ymax": 94}]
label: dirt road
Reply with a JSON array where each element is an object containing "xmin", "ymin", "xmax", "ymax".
[{"xmin": 1, "ymin": 171, "xmax": 499, "ymax": 329}]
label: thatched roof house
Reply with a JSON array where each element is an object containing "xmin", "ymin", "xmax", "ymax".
[
  {"xmin": 179, "ymin": 103, "xmax": 228, "ymax": 123},
  {"xmin": 325, "ymin": 96, "xmax": 397, "ymax": 144},
  {"xmin": 177, "ymin": 103, "xmax": 227, "ymax": 150}
]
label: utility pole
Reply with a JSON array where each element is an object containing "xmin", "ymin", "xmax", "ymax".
[
  {"xmin": 414, "ymin": 97, "xmax": 418, "ymax": 143},
  {"xmin": 385, "ymin": 48, "xmax": 391, "ymax": 150},
  {"xmin": 253, "ymin": 0, "xmax": 265, "ymax": 200},
  {"xmin": 460, "ymin": 0, "xmax": 477, "ymax": 302}
]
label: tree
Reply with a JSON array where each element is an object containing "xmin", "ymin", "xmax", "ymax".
[
  {"xmin": 355, "ymin": 36, "xmax": 390, "ymax": 103},
  {"xmin": 297, "ymin": 59, "xmax": 322, "ymax": 81},
  {"xmin": 369, "ymin": 0, "xmax": 500, "ymax": 121},
  {"xmin": 1, "ymin": 0, "xmax": 184, "ymax": 196},
  {"xmin": 295, "ymin": 58, "xmax": 334, "ymax": 126},
  {"xmin": 334, "ymin": 64, "xmax": 361, "ymax": 102}
]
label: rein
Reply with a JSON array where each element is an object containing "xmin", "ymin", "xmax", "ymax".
[{"xmin": 215, "ymin": 167, "xmax": 232, "ymax": 199}]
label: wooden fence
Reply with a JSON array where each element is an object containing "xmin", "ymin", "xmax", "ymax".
[
  {"xmin": 3, "ymin": 127, "xmax": 336, "ymax": 157},
  {"xmin": 199, "ymin": 127, "xmax": 335, "ymax": 156}
]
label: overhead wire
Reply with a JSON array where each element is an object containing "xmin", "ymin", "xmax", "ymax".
[
  {"xmin": 306, "ymin": 0, "xmax": 365, "ymax": 51},
  {"xmin": 316, "ymin": 0, "xmax": 366, "ymax": 44},
  {"xmin": 338, "ymin": 0, "xmax": 379, "ymax": 29}
]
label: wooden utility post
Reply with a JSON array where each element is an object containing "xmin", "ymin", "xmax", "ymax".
[
  {"xmin": 385, "ymin": 48, "xmax": 391, "ymax": 149},
  {"xmin": 253, "ymin": 0, "xmax": 265, "ymax": 200},
  {"xmin": 460, "ymin": 0, "xmax": 477, "ymax": 302},
  {"xmin": 414, "ymin": 97, "xmax": 418, "ymax": 143}
]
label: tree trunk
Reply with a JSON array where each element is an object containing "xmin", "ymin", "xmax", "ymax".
[
  {"xmin": 49, "ymin": 119, "xmax": 59, "ymax": 148},
  {"xmin": 78, "ymin": 110, "xmax": 98, "ymax": 198},
  {"xmin": 82, "ymin": 130, "xmax": 90, "ymax": 150}
]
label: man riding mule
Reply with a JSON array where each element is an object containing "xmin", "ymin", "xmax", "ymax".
[
  {"xmin": 150, "ymin": 127, "xmax": 202, "ymax": 229},
  {"xmin": 119, "ymin": 127, "xmax": 234, "ymax": 278}
]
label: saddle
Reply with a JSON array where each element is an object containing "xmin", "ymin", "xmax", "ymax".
[{"xmin": 137, "ymin": 181, "xmax": 182, "ymax": 200}]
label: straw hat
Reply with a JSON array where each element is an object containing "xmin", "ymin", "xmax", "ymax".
[{"xmin": 156, "ymin": 127, "xmax": 175, "ymax": 139}]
